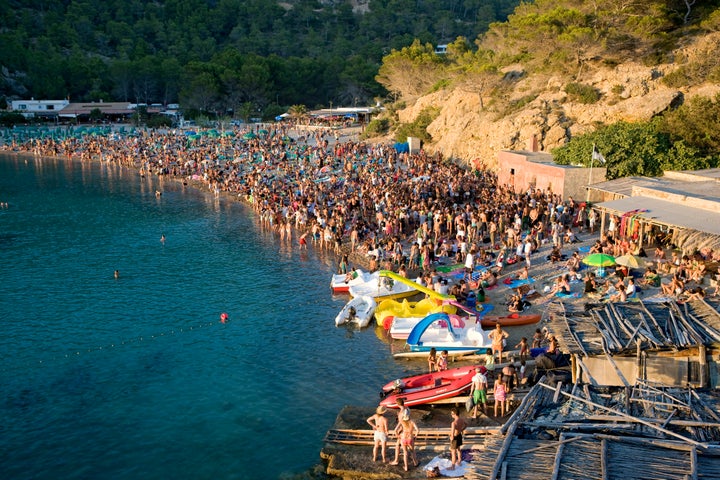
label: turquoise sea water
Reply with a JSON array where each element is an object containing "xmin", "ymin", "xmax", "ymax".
[{"xmin": 0, "ymin": 154, "xmax": 408, "ymax": 479}]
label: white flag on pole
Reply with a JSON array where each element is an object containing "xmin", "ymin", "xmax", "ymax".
[{"xmin": 591, "ymin": 145, "xmax": 606, "ymax": 164}]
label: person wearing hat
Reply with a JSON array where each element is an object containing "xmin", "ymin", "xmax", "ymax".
[
  {"xmin": 390, "ymin": 408, "xmax": 418, "ymax": 471},
  {"xmin": 367, "ymin": 405, "xmax": 389, "ymax": 462}
]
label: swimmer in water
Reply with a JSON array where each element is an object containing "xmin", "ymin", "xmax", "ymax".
[
  {"xmin": 114, "ymin": 270, "xmax": 119, "ymax": 279},
  {"xmin": 161, "ymin": 234, "xmax": 166, "ymax": 244}
]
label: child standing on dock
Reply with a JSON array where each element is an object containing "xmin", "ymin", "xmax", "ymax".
[
  {"xmin": 515, "ymin": 337, "xmax": 529, "ymax": 362},
  {"xmin": 494, "ymin": 377, "xmax": 508, "ymax": 417},
  {"xmin": 449, "ymin": 408, "xmax": 467, "ymax": 470},
  {"xmin": 427, "ymin": 347, "xmax": 438, "ymax": 372},
  {"xmin": 366, "ymin": 406, "xmax": 389, "ymax": 463},
  {"xmin": 437, "ymin": 350, "xmax": 449, "ymax": 371}
]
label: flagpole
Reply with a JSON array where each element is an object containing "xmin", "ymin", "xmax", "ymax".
[{"xmin": 587, "ymin": 143, "xmax": 595, "ymax": 202}]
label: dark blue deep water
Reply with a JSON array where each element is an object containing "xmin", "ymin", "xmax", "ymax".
[{"xmin": 0, "ymin": 154, "xmax": 407, "ymax": 479}]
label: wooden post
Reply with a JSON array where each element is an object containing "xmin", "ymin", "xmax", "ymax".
[
  {"xmin": 550, "ymin": 433, "xmax": 566, "ymax": 480},
  {"xmin": 698, "ymin": 344, "xmax": 708, "ymax": 389},
  {"xmin": 690, "ymin": 445, "xmax": 698, "ymax": 480},
  {"xmin": 571, "ymin": 354, "xmax": 577, "ymax": 384},
  {"xmin": 554, "ymin": 381, "xmax": 564, "ymax": 403},
  {"xmin": 636, "ymin": 339, "xmax": 643, "ymax": 382},
  {"xmin": 600, "ymin": 438, "xmax": 608, "ymax": 480}
]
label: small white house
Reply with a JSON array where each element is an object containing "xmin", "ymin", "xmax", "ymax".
[{"xmin": 10, "ymin": 99, "xmax": 70, "ymax": 118}]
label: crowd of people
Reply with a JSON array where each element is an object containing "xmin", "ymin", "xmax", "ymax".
[
  {"xmin": 3, "ymin": 123, "xmax": 609, "ymax": 275},
  {"xmin": 6, "ymin": 123, "xmax": 720, "ymax": 476}
]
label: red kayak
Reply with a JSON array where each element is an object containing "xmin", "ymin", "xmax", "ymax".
[
  {"xmin": 480, "ymin": 313, "xmax": 540, "ymax": 328},
  {"xmin": 379, "ymin": 365, "xmax": 481, "ymax": 408}
]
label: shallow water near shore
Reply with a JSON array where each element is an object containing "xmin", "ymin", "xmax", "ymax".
[{"xmin": 0, "ymin": 154, "xmax": 413, "ymax": 479}]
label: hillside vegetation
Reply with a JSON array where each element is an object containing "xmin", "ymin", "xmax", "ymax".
[
  {"xmin": 0, "ymin": 0, "xmax": 519, "ymax": 116},
  {"xmin": 375, "ymin": 0, "xmax": 720, "ymax": 175}
]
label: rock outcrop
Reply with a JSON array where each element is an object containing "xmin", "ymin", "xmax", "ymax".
[{"xmin": 397, "ymin": 33, "xmax": 720, "ymax": 169}]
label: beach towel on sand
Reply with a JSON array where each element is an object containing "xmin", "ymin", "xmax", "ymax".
[{"xmin": 423, "ymin": 456, "xmax": 469, "ymax": 478}]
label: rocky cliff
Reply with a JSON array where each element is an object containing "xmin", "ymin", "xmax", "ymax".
[{"xmin": 397, "ymin": 32, "xmax": 720, "ymax": 169}]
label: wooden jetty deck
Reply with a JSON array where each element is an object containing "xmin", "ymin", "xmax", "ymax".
[{"xmin": 325, "ymin": 426, "xmax": 499, "ymax": 448}]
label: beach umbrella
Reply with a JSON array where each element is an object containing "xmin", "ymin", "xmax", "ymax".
[
  {"xmin": 615, "ymin": 254, "xmax": 647, "ymax": 269},
  {"xmin": 243, "ymin": 132, "xmax": 257, "ymax": 140},
  {"xmin": 582, "ymin": 253, "xmax": 616, "ymax": 267}
]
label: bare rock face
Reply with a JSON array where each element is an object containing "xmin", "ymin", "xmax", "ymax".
[{"xmin": 397, "ymin": 33, "xmax": 720, "ymax": 170}]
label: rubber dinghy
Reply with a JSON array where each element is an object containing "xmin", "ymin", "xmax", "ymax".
[
  {"xmin": 335, "ymin": 295, "xmax": 377, "ymax": 328},
  {"xmin": 379, "ymin": 365, "xmax": 478, "ymax": 408}
]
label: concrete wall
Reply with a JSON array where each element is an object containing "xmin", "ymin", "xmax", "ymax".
[
  {"xmin": 407, "ymin": 137, "xmax": 422, "ymax": 154},
  {"xmin": 496, "ymin": 151, "xmax": 566, "ymax": 196},
  {"xmin": 496, "ymin": 150, "xmax": 607, "ymax": 201},
  {"xmin": 565, "ymin": 166, "xmax": 607, "ymax": 203}
]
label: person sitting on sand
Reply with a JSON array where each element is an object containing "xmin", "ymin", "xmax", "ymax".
[
  {"xmin": 547, "ymin": 274, "xmax": 571, "ymax": 297},
  {"xmin": 508, "ymin": 294, "xmax": 523, "ymax": 313},
  {"xmin": 661, "ymin": 273, "xmax": 684, "ymax": 296},
  {"xmin": 639, "ymin": 267, "xmax": 661, "ymax": 288},
  {"xmin": 480, "ymin": 269, "xmax": 497, "ymax": 287},
  {"xmin": 682, "ymin": 286, "xmax": 706, "ymax": 302},
  {"xmin": 565, "ymin": 251, "xmax": 581, "ymax": 273},
  {"xmin": 608, "ymin": 278, "xmax": 628, "ymax": 302}
]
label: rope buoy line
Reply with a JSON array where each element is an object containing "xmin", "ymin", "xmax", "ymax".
[{"xmin": 1, "ymin": 320, "xmax": 226, "ymax": 372}]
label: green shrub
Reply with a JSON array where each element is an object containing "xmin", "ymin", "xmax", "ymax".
[
  {"xmin": 363, "ymin": 118, "xmax": 390, "ymax": 138},
  {"xmin": 393, "ymin": 106, "xmax": 439, "ymax": 143},
  {"xmin": 147, "ymin": 115, "xmax": 173, "ymax": 128},
  {"xmin": 507, "ymin": 94, "xmax": 538, "ymax": 114},
  {"xmin": 565, "ymin": 82, "xmax": 601, "ymax": 104},
  {"xmin": 0, "ymin": 112, "xmax": 27, "ymax": 126}
]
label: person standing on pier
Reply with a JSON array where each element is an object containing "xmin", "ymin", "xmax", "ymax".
[
  {"xmin": 366, "ymin": 406, "xmax": 389, "ymax": 463},
  {"xmin": 488, "ymin": 323, "xmax": 509, "ymax": 363},
  {"xmin": 449, "ymin": 408, "xmax": 467, "ymax": 470},
  {"xmin": 470, "ymin": 367, "xmax": 488, "ymax": 418}
]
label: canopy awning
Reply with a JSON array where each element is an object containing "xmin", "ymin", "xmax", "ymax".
[{"xmin": 596, "ymin": 196, "xmax": 720, "ymax": 235}]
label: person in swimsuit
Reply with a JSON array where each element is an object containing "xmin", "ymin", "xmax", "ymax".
[
  {"xmin": 366, "ymin": 405, "xmax": 389, "ymax": 463},
  {"xmin": 427, "ymin": 347, "xmax": 437, "ymax": 372},
  {"xmin": 390, "ymin": 410, "xmax": 418, "ymax": 471},
  {"xmin": 436, "ymin": 350, "xmax": 449, "ymax": 371},
  {"xmin": 494, "ymin": 376, "xmax": 508, "ymax": 417},
  {"xmin": 449, "ymin": 408, "xmax": 467, "ymax": 470},
  {"xmin": 488, "ymin": 324, "xmax": 509, "ymax": 363}
]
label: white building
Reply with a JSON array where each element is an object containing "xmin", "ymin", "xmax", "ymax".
[{"xmin": 10, "ymin": 99, "xmax": 70, "ymax": 118}]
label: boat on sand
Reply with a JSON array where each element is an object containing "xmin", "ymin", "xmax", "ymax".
[
  {"xmin": 379, "ymin": 365, "xmax": 478, "ymax": 408},
  {"xmin": 405, "ymin": 312, "xmax": 492, "ymax": 353},
  {"xmin": 330, "ymin": 269, "xmax": 375, "ymax": 294},
  {"xmin": 480, "ymin": 313, "xmax": 541, "ymax": 328}
]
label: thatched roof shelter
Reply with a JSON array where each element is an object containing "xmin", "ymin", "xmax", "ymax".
[
  {"xmin": 466, "ymin": 380, "xmax": 720, "ymax": 480},
  {"xmin": 541, "ymin": 298, "xmax": 720, "ymax": 388}
]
